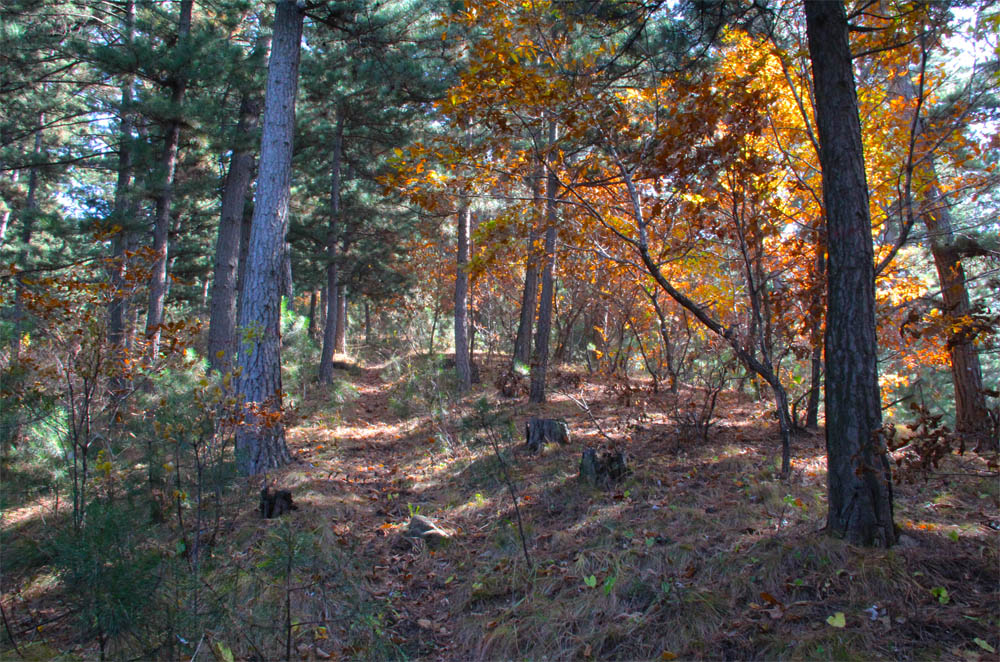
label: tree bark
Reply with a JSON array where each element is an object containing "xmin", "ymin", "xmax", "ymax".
[
  {"xmin": 319, "ymin": 116, "xmax": 343, "ymax": 384},
  {"xmin": 107, "ymin": 0, "xmax": 135, "ymax": 371},
  {"xmin": 307, "ymin": 289, "xmax": 318, "ymax": 339},
  {"xmin": 334, "ymin": 285, "xmax": 347, "ymax": 353},
  {"xmin": 455, "ymin": 203, "xmax": 472, "ymax": 390},
  {"xmin": 208, "ymin": 89, "xmax": 264, "ymax": 372},
  {"xmin": 145, "ymin": 0, "xmax": 193, "ymax": 358},
  {"xmin": 281, "ymin": 241, "xmax": 294, "ymax": 306},
  {"xmin": 364, "ymin": 300, "xmax": 372, "ymax": 346},
  {"xmin": 805, "ymin": 0, "xmax": 896, "ymax": 546},
  {"xmin": 806, "ymin": 242, "xmax": 825, "ymax": 429},
  {"xmin": 512, "ymin": 167, "xmax": 542, "ymax": 369},
  {"xmin": 529, "ymin": 129, "xmax": 559, "ymax": 404},
  {"xmin": 234, "ymin": 0, "xmax": 303, "ymax": 475},
  {"xmin": 922, "ymin": 183, "xmax": 994, "ymax": 451}
]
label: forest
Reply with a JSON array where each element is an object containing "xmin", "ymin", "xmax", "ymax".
[{"xmin": 1, "ymin": 0, "xmax": 998, "ymax": 659}]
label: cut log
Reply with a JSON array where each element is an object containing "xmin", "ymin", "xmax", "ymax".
[
  {"xmin": 579, "ymin": 448, "xmax": 629, "ymax": 488},
  {"xmin": 525, "ymin": 417, "xmax": 570, "ymax": 452}
]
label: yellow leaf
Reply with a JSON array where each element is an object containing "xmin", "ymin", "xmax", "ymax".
[
  {"xmin": 661, "ymin": 653, "xmax": 678, "ymax": 660},
  {"xmin": 826, "ymin": 612, "xmax": 846, "ymax": 628}
]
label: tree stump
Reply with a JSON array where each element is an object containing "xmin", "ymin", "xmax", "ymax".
[
  {"xmin": 579, "ymin": 448, "xmax": 629, "ymax": 487},
  {"xmin": 525, "ymin": 417, "xmax": 570, "ymax": 452},
  {"xmin": 496, "ymin": 370, "xmax": 525, "ymax": 398},
  {"xmin": 260, "ymin": 487, "xmax": 298, "ymax": 518},
  {"xmin": 404, "ymin": 515, "xmax": 453, "ymax": 548}
]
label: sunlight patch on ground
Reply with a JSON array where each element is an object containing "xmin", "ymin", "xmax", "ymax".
[{"xmin": 0, "ymin": 495, "xmax": 66, "ymax": 529}]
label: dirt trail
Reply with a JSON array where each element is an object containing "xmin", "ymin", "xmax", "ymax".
[{"xmin": 285, "ymin": 363, "xmax": 465, "ymax": 659}]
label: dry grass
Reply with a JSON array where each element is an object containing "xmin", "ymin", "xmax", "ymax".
[{"xmin": 2, "ymin": 354, "xmax": 997, "ymax": 660}]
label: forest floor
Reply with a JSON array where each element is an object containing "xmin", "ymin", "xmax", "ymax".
[{"xmin": 2, "ymin": 354, "xmax": 999, "ymax": 661}]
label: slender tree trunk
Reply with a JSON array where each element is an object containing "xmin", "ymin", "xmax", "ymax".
[
  {"xmin": 11, "ymin": 120, "xmax": 44, "ymax": 360},
  {"xmin": 428, "ymin": 301, "xmax": 439, "ymax": 355},
  {"xmin": 108, "ymin": 0, "xmax": 135, "ymax": 369},
  {"xmin": 319, "ymin": 284, "xmax": 328, "ymax": 331},
  {"xmin": 319, "ymin": 118, "xmax": 343, "ymax": 384},
  {"xmin": 805, "ymin": 0, "xmax": 896, "ymax": 546},
  {"xmin": 234, "ymin": 0, "xmax": 303, "ymax": 475},
  {"xmin": 806, "ymin": 243, "xmax": 825, "ymax": 429},
  {"xmin": 307, "ymin": 290, "xmax": 318, "ymax": 339},
  {"xmin": 145, "ymin": 0, "xmax": 193, "ymax": 358},
  {"xmin": 364, "ymin": 301, "xmax": 372, "ymax": 346},
  {"xmin": 512, "ymin": 167, "xmax": 542, "ymax": 368},
  {"xmin": 334, "ymin": 286, "xmax": 347, "ymax": 353},
  {"xmin": 806, "ymin": 345, "xmax": 822, "ymax": 428},
  {"xmin": 208, "ymin": 89, "xmax": 264, "ymax": 371},
  {"xmin": 281, "ymin": 242, "xmax": 294, "ymax": 307},
  {"xmin": 455, "ymin": 203, "xmax": 472, "ymax": 390},
  {"xmin": 529, "ymin": 129, "xmax": 559, "ymax": 403}
]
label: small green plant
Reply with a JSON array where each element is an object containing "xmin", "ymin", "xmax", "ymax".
[
  {"xmin": 602, "ymin": 574, "xmax": 617, "ymax": 595},
  {"xmin": 407, "ymin": 503, "xmax": 421, "ymax": 517},
  {"xmin": 584, "ymin": 574, "xmax": 598, "ymax": 588},
  {"xmin": 931, "ymin": 586, "xmax": 950, "ymax": 605}
]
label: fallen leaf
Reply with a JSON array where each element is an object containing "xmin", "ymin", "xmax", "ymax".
[
  {"xmin": 827, "ymin": 612, "xmax": 846, "ymax": 628},
  {"xmin": 973, "ymin": 638, "xmax": 995, "ymax": 653},
  {"xmin": 661, "ymin": 652, "xmax": 678, "ymax": 660},
  {"xmin": 418, "ymin": 618, "xmax": 433, "ymax": 630}
]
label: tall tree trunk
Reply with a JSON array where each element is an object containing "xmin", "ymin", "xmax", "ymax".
[
  {"xmin": 923, "ymin": 183, "xmax": 994, "ymax": 451},
  {"xmin": 529, "ymin": 128, "xmax": 559, "ymax": 403},
  {"xmin": 236, "ymin": 197, "xmax": 252, "ymax": 322},
  {"xmin": 512, "ymin": 167, "xmax": 542, "ymax": 368},
  {"xmin": 108, "ymin": 0, "xmax": 135, "ymax": 371},
  {"xmin": 805, "ymin": 0, "xmax": 896, "ymax": 546},
  {"xmin": 145, "ymin": 0, "xmax": 193, "ymax": 358},
  {"xmin": 234, "ymin": 0, "xmax": 303, "ymax": 475},
  {"xmin": 455, "ymin": 203, "xmax": 472, "ymax": 390},
  {"xmin": 208, "ymin": 89, "xmax": 264, "ymax": 371},
  {"xmin": 319, "ymin": 117, "xmax": 343, "ymax": 384}
]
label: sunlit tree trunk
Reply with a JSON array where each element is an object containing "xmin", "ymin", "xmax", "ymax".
[
  {"xmin": 455, "ymin": 203, "xmax": 472, "ymax": 390},
  {"xmin": 234, "ymin": 0, "xmax": 303, "ymax": 475},
  {"xmin": 922, "ymin": 183, "xmax": 994, "ymax": 451},
  {"xmin": 806, "ymin": 0, "xmax": 896, "ymax": 546}
]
